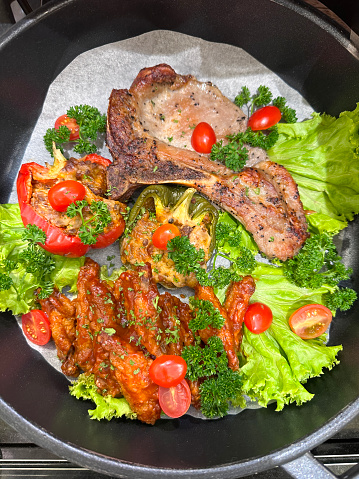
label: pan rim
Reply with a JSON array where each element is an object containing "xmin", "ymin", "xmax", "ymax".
[{"xmin": 1, "ymin": 0, "xmax": 359, "ymax": 477}]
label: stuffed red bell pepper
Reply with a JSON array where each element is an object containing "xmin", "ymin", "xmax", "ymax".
[{"xmin": 16, "ymin": 150, "xmax": 126, "ymax": 257}]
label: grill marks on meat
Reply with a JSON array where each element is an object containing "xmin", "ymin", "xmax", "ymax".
[
  {"xmin": 44, "ymin": 259, "xmax": 255, "ymax": 423},
  {"xmin": 106, "ymin": 64, "xmax": 309, "ymax": 261}
]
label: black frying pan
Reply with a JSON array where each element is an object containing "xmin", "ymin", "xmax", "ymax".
[{"xmin": 1, "ymin": 0, "xmax": 359, "ymax": 477}]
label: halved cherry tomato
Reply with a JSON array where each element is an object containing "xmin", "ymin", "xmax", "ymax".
[
  {"xmin": 244, "ymin": 302, "xmax": 273, "ymax": 334},
  {"xmin": 21, "ymin": 309, "xmax": 51, "ymax": 346},
  {"xmin": 158, "ymin": 379, "xmax": 191, "ymax": 418},
  {"xmin": 191, "ymin": 122, "xmax": 216, "ymax": 154},
  {"xmin": 149, "ymin": 355, "xmax": 187, "ymax": 388},
  {"xmin": 55, "ymin": 114, "xmax": 80, "ymax": 141},
  {"xmin": 288, "ymin": 304, "xmax": 332, "ymax": 339},
  {"xmin": 152, "ymin": 223, "xmax": 181, "ymax": 250},
  {"xmin": 48, "ymin": 180, "xmax": 86, "ymax": 212},
  {"xmin": 248, "ymin": 106, "xmax": 281, "ymax": 131}
]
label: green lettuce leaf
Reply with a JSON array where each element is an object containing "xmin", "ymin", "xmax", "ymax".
[
  {"xmin": 268, "ymin": 105, "xmax": 359, "ymax": 225},
  {"xmin": 216, "ymin": 211, "xmax": 258, "ymax": 254},
  {"xmin": 240, "ymin": 328, "xmax": 314, "ymax": 410},
  {"xmin": 240, "ymin": 263, "xmax": 342, "ymax": 409},
  {"xmin": 305, "ymin": 212, "xmax": 347, "ymax": 235},
  {"xmin": 0, "ymin": 203, "xmax": 84, "ymax": 315},
  {"xmin": 69, "ymin": 373, "xmax": 136, "ymax": 421}
]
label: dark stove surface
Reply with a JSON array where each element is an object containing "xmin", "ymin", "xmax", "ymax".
[{"xmin": 1, "ymin": 1, "xmax": 359, "ymax": 478}]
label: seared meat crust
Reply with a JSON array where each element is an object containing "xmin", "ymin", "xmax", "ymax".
[{"xmin": 106, "ymin": 64, "xmax": 308, "ymax": 261}]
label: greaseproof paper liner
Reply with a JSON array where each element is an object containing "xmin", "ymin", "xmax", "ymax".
[{"xmin": 11, "ymin": 30, "xmax": 314, "ymax": 418}]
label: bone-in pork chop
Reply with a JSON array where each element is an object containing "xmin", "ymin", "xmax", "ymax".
[{"xmin": 106, "ymin": 64, "xmax": 308, "ymax": 260}]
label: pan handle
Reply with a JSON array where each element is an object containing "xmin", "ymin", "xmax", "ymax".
[{"xmin": 281, "ymin": 451, "xmax": 359, "ymax": 479}]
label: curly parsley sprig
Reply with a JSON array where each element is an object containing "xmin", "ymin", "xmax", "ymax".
[
  {"xmin": 284, "ymin": 232, "xmax": 357, "ymax": 311},
  {"xmin": 211, "ymin": 85, "xmax": 296, "ymax": 172},
  {"xmin": 210, "ymin": 127, "xmax": 279, "ymax": 171},
  {"xmin": 188, "ymin": 298, "xmax": 225, "ymax": 331},
  {"xmin": 66, "ymin": 200, "xmax": 112, "ymax": 245},
  {"xmin": 44, "ymin": 104, "xmax": 106, "ymax": 157},
  {"xmin": 234, "ymin": 85, "xmax": 297, "ymax": 122},
  {"xmin": 167, "ymin": 224, "xmax": 255, "ymax": 290},
  {"xmin": 0, "ymin": 224, "xmax": 56, "ymax": 299},
  {"xmin": 182, "ymin": 336, "xmax": 243, "ymax": 418}
]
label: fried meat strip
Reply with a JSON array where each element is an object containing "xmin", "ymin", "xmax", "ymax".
[
  {"xmin": 74, "ymin": 257, "xmax": 123, "ymax": 396},
  {"xmin": 224, "ymin": 276, "xmax": 256, "ymax": 351},
  {"xmin": 98, "ymin": 332, "xmax": 161, "ymax": 425},
  {"xmin": 158, "ymin": 292, "xmax": 201, "ymax": 407},
  {"xmin": 39, "ymin": 289, "xmax": 78, "ymax": 377},
  {"xmin": 115, "ymin": 263, "xmax": 165, "ymax": 357},
  {"xmin": 158, "ymin": 292, "xmax": 194, "ymax": 356},
  {"xmin": 194, "ymin": 284, "xmax": 239, "ymax": 371}
]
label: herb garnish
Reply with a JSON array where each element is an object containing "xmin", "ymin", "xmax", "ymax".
[
  {"xmin": 210, "ymin": 85, "xmax": 297, "ymax": 171},
  {"xmin": 0, "ymin": 224, "xmax": 55, "ymax": 299},
  {"xmin": 284, "ymin": 232, "xmax": 357, "ymax": 311},
  {"xmin": 66, "ymin": 200, "xmax": 112, "ymax": 245},
  {"xmin": 182, "ymin": 336, "xmax": 242, "ymax": 418},
  {"xmin": 44, "ymin": 104, "xmax": 106, "ymax": 157}
]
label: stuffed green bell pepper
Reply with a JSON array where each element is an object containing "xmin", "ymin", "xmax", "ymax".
[{"xmin": 121, "ymin": 185, "xmax": 218, "ymax": 289}]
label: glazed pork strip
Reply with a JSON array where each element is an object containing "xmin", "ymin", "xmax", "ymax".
[
  {"xmin": 158, "ymin": 292, "xmax": 193, "ymax": 356},
  {"xmin": 194, "ymin": 284, "xmax": 239, "ymax": 371},
  {"xmin": 98, "ymin": 331, "xmax": 161, "ymax": 425},
  {"xmin": 224, "ymin": 276, "xmax": 256, "ymax": 351},
  {"xmin": 116, "ymin": 263, "xmax": 166, "ymax": 358},
  {"xmin": 39, "ymin": 289, "xmax": 79, "ymax": 377}
]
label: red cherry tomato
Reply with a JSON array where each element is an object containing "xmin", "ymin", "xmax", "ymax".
[
  {"xmin": 191, "ymin": 122, "xmax": 216, "ymax": 154},
  {"xmin": 248, "ymin": 106, "xmax": 282, "ymax": 131},
  {"xmin": 152, "ymin": 223, "xmax": 181, "ymax": 250},
  {"xmin": 149, "ymin": 355, "xmax": 187, "ymax": 388},
  {"xmin": 55, "ymin": 114, "xmax": 80, "ymax": 141},
  {"xmin": 21, "ymin": 309, "xmax": 51, "ymax": 346},
  {"xmin": 48, "ymin": 180, "xmax": 86, "ymax": 212},
  {"xmin": 289, "ymin": 304, "xmax": 332, "ymax": 339},
  {"xmin": 244, "ymin": 302, "xmax": 273, "ymax": 334},
  {"xmin": 158, "ymin": 379, "xmax": 191, "ymax": 418}
]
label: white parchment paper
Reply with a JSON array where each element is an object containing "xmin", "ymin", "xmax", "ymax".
[{"xmin": 12, "ymin": 30, "xmax": 314, "ymax": 417}]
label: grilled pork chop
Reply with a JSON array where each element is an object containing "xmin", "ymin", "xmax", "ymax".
[{"xmin": 106, "ymin": 64, "xmax": 308, "ymax": 260}]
